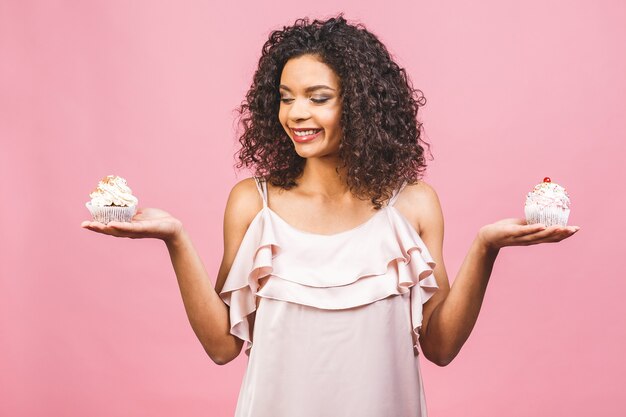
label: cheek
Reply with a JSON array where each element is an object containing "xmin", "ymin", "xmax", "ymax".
[
  {"xmin": 320, "ymin": 108, "xmax": 342, "ymax": 128},
  {"xmin": 278, "ymin": 108, "xmax": 288, "ymax": 129}
]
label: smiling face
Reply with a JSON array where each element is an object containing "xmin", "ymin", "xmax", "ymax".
[{"xmin": 278, "ymin": 54, "xmax": 343, "ymax": 159}]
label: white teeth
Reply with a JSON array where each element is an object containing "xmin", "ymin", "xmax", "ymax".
[{"xmin": 294, "ymin": 129, "xmax": 320, "ymax": 136}]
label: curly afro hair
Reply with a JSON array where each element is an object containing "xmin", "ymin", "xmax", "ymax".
[{"xmin": 235, "ymin": 14, "xmax": 432, "ymax": 209}]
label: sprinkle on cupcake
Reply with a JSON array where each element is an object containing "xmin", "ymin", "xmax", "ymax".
[{"xmin": 524, "ymin": 177, "xmax": 571, "ymax": 227}]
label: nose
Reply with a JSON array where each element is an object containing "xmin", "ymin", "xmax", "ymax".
[{"xmin": 288, "ymin": 97, "xmax": 311, "ymax": 122}]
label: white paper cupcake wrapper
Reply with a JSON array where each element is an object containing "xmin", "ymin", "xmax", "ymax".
[
  {"xmin": 86, "ymin": 202, "xmax": 137, "ymax": 224},
  {"xmin": 525, "ymin": 205, "xmax": 570, "ymax": 227}
]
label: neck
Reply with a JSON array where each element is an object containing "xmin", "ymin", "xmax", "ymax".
[{"xmin": 298, "ymin": 157, "xmax": 350, "ymax": 199}]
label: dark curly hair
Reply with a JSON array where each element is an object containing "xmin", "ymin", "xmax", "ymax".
[{"xmin": 234, "ymin": 13, "xmax": 432, "ymax": 209}]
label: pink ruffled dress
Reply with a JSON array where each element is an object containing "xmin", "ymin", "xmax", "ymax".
[{"xmin": 219, "ymin": 177, "xmax": 439, "ymax": 417}]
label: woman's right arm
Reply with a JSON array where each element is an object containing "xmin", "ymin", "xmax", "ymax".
[
  {"xmin": 81, "ymin": 177, "xmax": 262, "ymax": 365},
  {"xmin": 167, "ymin": 178, "xmax": 262, "ymax": 364}
]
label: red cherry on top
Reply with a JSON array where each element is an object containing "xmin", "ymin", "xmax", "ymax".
[{"xmin": 543, "ymin": 177, "xmax": 551, "ymax": 183}]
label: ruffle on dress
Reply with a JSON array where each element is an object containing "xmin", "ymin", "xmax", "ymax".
[{"xmin": 219, "ymin": 205, "xmax": 439, "ymax": 356}]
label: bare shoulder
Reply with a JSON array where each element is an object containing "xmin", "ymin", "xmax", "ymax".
[
  {"xmin": 225, "ymin": 177, "xmax": 264, "ymax": 221},
  {"xmin": 395, "ymin": 180, "xmax": 442, "ymax": 236},
  {"xmin": 215, "ymin": 177, "xmax": 264, "ymax": 294},
  {"xmin": 223, "ymin": 177, "xmax": 265, "ymax": 243},
  {"xmin": 400, "ymin": 180, "xmax": 439, "ymax": 202}
]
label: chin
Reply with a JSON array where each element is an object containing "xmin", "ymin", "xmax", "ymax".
[
  {"xmin": 290, "ymin": 138, "xmax": 340, "ymax": 159},
  {"xmin": 293, "ymin": 148, "xmax": 316, "ymax": 159}
]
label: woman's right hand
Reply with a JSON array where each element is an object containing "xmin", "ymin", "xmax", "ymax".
[{"xmin": 81, "ymin": 208, "xmax": 183, "ymax": 242}]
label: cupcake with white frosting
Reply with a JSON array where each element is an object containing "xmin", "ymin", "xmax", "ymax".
[
  {"xmin": 86, "ymin": 175, "xmax": 138, "ymax": 224},
  {"xmin": 524, "ymin": 177, "xmax": 570, "ymax": 227}
]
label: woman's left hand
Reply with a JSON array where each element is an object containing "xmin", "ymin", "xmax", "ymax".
[{"xmin": 477, "ymin": 218, "xmax": 580, "ymax": 252}]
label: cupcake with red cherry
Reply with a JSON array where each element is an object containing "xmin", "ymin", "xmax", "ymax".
[{"xmin": 524, "ymin": 177, "xmax": 570, "ymax": 227}]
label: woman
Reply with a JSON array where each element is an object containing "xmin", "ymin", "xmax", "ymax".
[{"xmin": 82, "ymin": 15, "xmax": 579, "ymax": 417}]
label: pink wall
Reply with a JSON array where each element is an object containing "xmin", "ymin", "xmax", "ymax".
[{"xmin": 1, "ymin": 1, "xmax": 624, "ymax": 416}]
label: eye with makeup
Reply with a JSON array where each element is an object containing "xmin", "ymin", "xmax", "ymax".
[{"xmin": 279, "ymin": 96, "xmax": 331, "ymax": 104}]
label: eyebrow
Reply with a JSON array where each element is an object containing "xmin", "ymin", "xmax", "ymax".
[{"xmin": 279, "ymin": 84, "xmax": 336, "ymax": 92}]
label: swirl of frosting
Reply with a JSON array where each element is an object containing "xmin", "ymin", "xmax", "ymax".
[
  {"xmin": 525, "ymin": 181, "xmax": 570, "ymax": 209},
  {"xmin": 89, "ymin": 175, "xmax": 139, "ymax": 207}
]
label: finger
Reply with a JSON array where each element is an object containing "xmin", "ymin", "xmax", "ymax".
[
  {"xmin": 108, "ymin": 221, "xmax": 154, "ymax": 238},
  {"xmin": 525, "ymin": 222, "xmax": 548, "ymax": 231},
  {"xmin": 518, "ymin": 223, "xmax": 579, "ymax": 238},
  {"xmin": 514, "ymin": 226, "xmax": 559, "ymax": 243},
  {"xmin": 107, "ymin": 221, "xmax": 137, "ymax": 230},
  {"xmin": 549, "ymin": 226, "xmax": 579, "ymax": 240},
  {"xmin": 131, "ymin": 212, "xmax": 145, "ymax": 221},
  {"xmin": 82, "ymin": 221, "xmax": 106, "ymax": 231},
  {"xmin": 132, "ymin": 208, "xmax": 150, "ymax": 220},
  {"xmin": 82, "ymin": 224, "xmax": 114, "ymax": 235},
  {"xmin": 99, "ymin": 221, "xmax": 137, "ymax": 235},
  {"xmin": 82, "ymin": 221, "xmax": 130, "ymax": 237},
  {"xmin": 515, "ymin": 223, "xmax": 548, "ymax": 236},
  {"xmin": 82, "ymin": 220, "xmax": 109, "ymax": 229},
  {"xmin": 82, "ymin": 222, "xmax": 114, "ymax": 234},
  {"xmin": 523, "ymin": 227, "xmax": 579, "ymax": 244},
  {"xmin": 541, "ymin": 225, "xmax": 580, "ymax": 235}
]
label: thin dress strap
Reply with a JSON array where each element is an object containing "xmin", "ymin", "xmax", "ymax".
[
  {"xmin": 254, "ymin": 176, "xmax": 268, "ymax": 208},
  {"xmin": 387, "ymin": 180, "xmax": 408, "ymax": 207}
]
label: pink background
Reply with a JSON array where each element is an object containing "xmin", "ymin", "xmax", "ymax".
[{"xmin": 1, "ymin": 1, "xmax": 624, "ymax": 416}]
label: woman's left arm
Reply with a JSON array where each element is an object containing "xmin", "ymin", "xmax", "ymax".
[{"xmin": 406, "ymin": 182, "xmax": 579, "ymax": 367}]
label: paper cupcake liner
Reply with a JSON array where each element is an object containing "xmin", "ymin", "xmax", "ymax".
[
  {"xmin": 86, "ymin": 202, "xmax": 137, "ymax": 224},
  {"xmin": 524, "ymin": 205, "xmax": 570, "ymax": 227}
]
